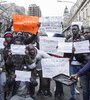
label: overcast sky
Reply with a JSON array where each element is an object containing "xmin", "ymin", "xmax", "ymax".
[{"xmin": 5, "ymin": 0, "xmax": 77, "ymax": 17}]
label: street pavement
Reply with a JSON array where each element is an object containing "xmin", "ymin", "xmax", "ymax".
[{"xmin": 34, "ymin": 80, "xmax": 83, "ymax": 100}]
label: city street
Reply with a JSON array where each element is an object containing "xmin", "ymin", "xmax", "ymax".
[
  {"xmin": 0, "ymin": 0, "xmax": 89, "ymax": 100},
  {"xmin": 35, "ymin": 80, "xmax": 83, "ymax": 100}
]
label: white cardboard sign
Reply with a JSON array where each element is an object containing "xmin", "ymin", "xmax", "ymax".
[
  {"xmin": 15, "ymin": 70, "xmax": 31, "ymax": 82},
  {"xmin": 11, "ymin": 44, "xmax": 26, "ymax": 55},
  {"xmin": 41, "ymin": 58, "xmax": 69, "ymax": 78}
]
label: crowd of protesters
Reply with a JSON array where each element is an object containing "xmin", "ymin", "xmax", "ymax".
[
  {"xmin": 0, "ymin": 21, "xmax": 90, "ymax": 100},
  {"xmin": 70, "ymin": 25, "xmax": 90, "ymax": 100}
]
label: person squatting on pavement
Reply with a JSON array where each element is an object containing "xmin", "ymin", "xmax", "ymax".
[
  {"xmin": 5, "ymin": 39, "xmax": 53, "ymax": 100},
  {"xmin": 5, "ymin": 37, "xmax": 38, "ymax": 100},
  {"xmin": 25, "ymin": 44, "xmax": 52, "ymax": 96},
  {"xmin": 3, "ymin": 30, "xmax": 39, "ymax": 100}
]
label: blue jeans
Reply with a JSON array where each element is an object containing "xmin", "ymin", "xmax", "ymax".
[
  {"xmin": 0, "ymin": 72, "xmax": 6, "ymax": 100},
  {"xmin": 80, "ymin": 74, "xmax": 90, "ymax": 100},
  {"xmin": 70, "ymin": 65, "xmax": 82, "ymax": 99}
]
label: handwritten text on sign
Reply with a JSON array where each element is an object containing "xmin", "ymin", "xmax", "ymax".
[
  {"xmin": 40, "ymin": 37, "xmax": 65, "ymax": 56},
  {"xmin": 12, "ymin": 14, "xmax": 39, "ymax": 34},
  {"xmin": 58, "ymin": 40, "xmax": 90, "ymax": 53},
  {"xmin": 15, "ymin": 70, "xmax": 31, "ymax": 82},
  {"xmin": 0, "ymin": 38, "xmax": 5, "ymax": 49},
  {"xmin": 41, "ymin": 58, "xmax": 69, "ymax": 78},
  {"xmin": 39, "ymin": 16, "xmax": 62, "ymax": 33},
  {"xmin": 11, "ymin": 44, "xmax": 26, "ymax": 55}
]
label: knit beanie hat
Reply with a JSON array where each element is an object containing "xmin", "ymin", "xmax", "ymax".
[{"xmin": 4, "ymin": 31, "xmax": 13, "ymax": 38}]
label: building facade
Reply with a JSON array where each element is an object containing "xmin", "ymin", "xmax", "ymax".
[
  {"xmin": 79, "ymin": 0, "xmax": 90, "ymax": 26},
  {"xmin": 63, "ymin": 6, "xmax": 70, "ymax": 28},
  {"xmin": 0, "ymin": 3, "xmax": 25, "ymax": 35},
  {"xmin": 28, "ymin": 4, "xmax": 41, "ymax": 17},
  {"xmin": 70, "ymin": 0, "xmax": 90, "ymax": 26},
  {"xmin": 63, "ymin": 0, "xmax": 90, "ymax": 36}
]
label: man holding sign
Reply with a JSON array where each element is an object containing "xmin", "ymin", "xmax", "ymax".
[
  {"xmin": 10, "ymin": 69, "xmax": 38, "ymax": 100},
  {"xmin": 70, "ymin": 26, "xmax": 90, "ymax": 100},
  {"xmin": 10, "ymin": 70, "xmax": 37, "ymax": 100},
  {"xmin": 65, "ymin": 24, "xmax": 85, "ymax": 100},
  {"xmin": 5, "ymin": 37, "xmax": 38, "ymax": 100}
]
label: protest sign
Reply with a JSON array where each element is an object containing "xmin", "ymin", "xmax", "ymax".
[
  {"xmin": 0, "ymin": 54, "xmax": 1, "ymax": 61},
  {"xmin": 47, "ymin": 37, "xmax": 65, "ymax": 42},
  {"xmin": 40, "ymin": 37, "xmax": 58, "ymax": 53},
  {"xmin": 39, "ymin": 16, "xmax": 62, "ymax": 33},
  {"xmin": 58, "ymin": 42, "xmax": 72, "ymax": 53},
  {"xmin": 41, "ymin": 58, "xmax": 69, "ymax": 78},
  {"xmin": 58, "ymin": 40, "xmax": 90, "ymax": 53},
  {"xmin": 0, "ymin": 38, "xmax": 5, "ymax": 49},
  {"xmin": 12, "ymin": 14, "xmax": 39, "ymax": 34},
  {"xmin": 11, "ymin": 44, "xmax": 25, "ymax": 55},
  {"xmin": 15, "ymin": 70, "xmax": 31, "ymax": 82},
  {"xmin": 40, "ymin": 36, "xmax": 65, "ymax": 56},
  {"xmin": 74, "ymin": 40, "xmax": 90, "ymax": 53}
]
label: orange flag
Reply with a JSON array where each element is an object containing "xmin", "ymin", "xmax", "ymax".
[{"xmin": 12, "ymin": 14, "xmax": 39, "ymax": 35}]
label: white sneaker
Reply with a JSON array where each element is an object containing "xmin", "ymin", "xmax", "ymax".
[{"xmin": 75, "ymin": 88, "xmax": 80, "ymax": 94}]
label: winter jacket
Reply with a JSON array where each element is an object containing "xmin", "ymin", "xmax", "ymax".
[
  {"xmin": 64, "ymin": 34, "xmax": 85, "ymax": 64},
  {"xmin": 77, "ymin": 60, "xmax": 90, "ymax": 76}
]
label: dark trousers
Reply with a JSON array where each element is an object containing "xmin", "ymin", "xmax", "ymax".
[
  {"xmin": 55, "ymin": 81, "xmax": 63, "ymax": 96},
  {"xmin": 38, "ymin": 70, "xmax": 51, "ymax": 92}
]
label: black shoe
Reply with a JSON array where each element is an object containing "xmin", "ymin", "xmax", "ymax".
[
  {"xmin": 54, "ymin": 93, "xmax": 58, "ymax": 97},
  {"xmin": 47, "ymin": 91, "xmax": 52, "ymax": 97},
  {"xmin": 69, "ymin": 97, "xmax": 76, "ymax": 100},
  {"xmin": 44, "ymin": 91, "xmax": 52, "ymax": 97},
  {"xmin": 54, "ymin": 93, "xmax": 64, "ymax": 99},
  {"xmin": 37, "ymin": 90, "xmax": 43, "ymax": 95}
]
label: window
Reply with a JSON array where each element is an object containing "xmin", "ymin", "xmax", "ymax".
[
  {"xmin": 83, "ymin": 12, "xmax": 84, "ymax": 20},
  {"xmin": 86, "ymin": 8, "xmax": 88, "ymax": 17}
]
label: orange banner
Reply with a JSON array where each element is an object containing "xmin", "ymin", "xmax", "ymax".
[{"xmin": 12, "ymin": 14, "xmax": 39, "ymax": 34}]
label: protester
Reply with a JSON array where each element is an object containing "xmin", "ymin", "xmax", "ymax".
[
  {"xmin": 70, "ymin": 60, "xmax": 90, "ymax": 78},
  {"xmin": 52, "ymin": 33, "xmax": 64, "ymax": 99},
  {"xmin": 3, "ymin": 31, "xmax": 14, "ymax": 100},
  {"xmin": 3, "ymin": 31, "xmax": 13, "ymax": 70},
  {"xmin": 0, "ymin": 49, "xmax": 6, "ymax": 100},
  {"xmin": 3, "ymin": 18, "xmax": 41, "ymax": 99},
  {"xmin": 4, "ymin": 37, "xmax": 36, "ymax": 100},
  {"xmin": 65, "ymin": 24, "xmax": 85, "ymax": 100},
  {"xmin": 2, "ymin": 14, "xmax": 90, "ymax": 100},
  {"xmin": 70, "ymin": 26, "xmax": 90, "ymax": 100},
  {"xmin": 4, "ymin": 36, "xmax": 25, "ymax": 99},
  {"xmin": 25, "ymin": 44, "xmax": 52, "ymax": 97},
  {"xmin": 8, "ymin": 70, "xmax": 38, "ymax": 100},
  {"xmin": 3, "ymin": 31, "xmax": 13, "ymax": 48}
]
